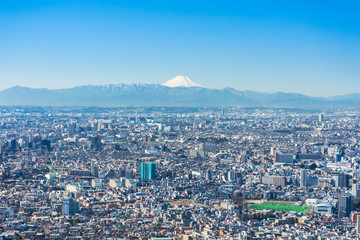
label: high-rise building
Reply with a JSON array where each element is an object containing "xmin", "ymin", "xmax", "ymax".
[
  {"xmin": 62, "ymin": 196, "xmax": 80, "ymax": 216},
  {"xmin": 300, "ymin": 169, "xmax": 308, "ymax": 187},
  {"xmin": 10, "ymin": 139, "xmax": 17, "ymax": 150},
  {"xmin": 336, "ymin": 173, "xmax": 349, "ymax": 188},
  {"xmin": 141, "ymin": 162, "xmax": 147, "ymax": 179},
  {"xmin": 335, "ymin": 154, "xmax": 343, "ymax": 162},
  {"xmin": 228, "ymin": 171, "xmax": 236, "ymax": 182},
  {"xmin": 205, "ymin": 169, "xmax": 212, "ymax": 181},
  {"xmin": 319, "ymin": 113, "xmax": 324, "ymax": 122},
  {"xmin": 357, "ymin": 215, "xmax": 360, "ymax": 236},
  {"xmin": 141, "ymin": 162, "xmax": 156, "ymax": 180},
  {"xmin": 338, "ymin": 193, "xmax": 353, "ymax": 218},
  {"xmin": 236, "ymin": 172, "xmax": 243, "ymax": 184},
  {"xmin": 148, "ymin": 162, "xmax": 156, "ymax": 180},
  {"xmin": 187, "ymin": 172, "xmax": 192, "ymax": 180},
  {"xmin": 91, "ymin": 165, "xmax": 99, "ymax": 178},
  {"xmin": 40, "ymin": 139, "xmax": 51, "ymax": 151},
  {"xmin": 352, "ymin": 183, "xmax": 360, "ymax": 198},
  {"xmin": 89, "ymin": 135, "xmax": 102, "ymax": 150},
  {"xmin": 125, "ymin": 170, "xmax": 133, "ymax": 179},
  {"xmin": 270, "ymin": 147, "xmax": 276, "ymax": 156}
]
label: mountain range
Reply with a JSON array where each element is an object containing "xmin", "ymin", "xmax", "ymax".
[{"xmin": 0, "ymin": 76, "xmax": 359, "ymax": 107}]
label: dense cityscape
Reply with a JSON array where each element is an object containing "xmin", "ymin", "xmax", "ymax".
[
  {"xmin": 0, "ymin": 106, "xmax": 360, "ymax": 239},
  {"xmin": 2, "ymin": 0, "xmax": 359, "ymax": 239}
]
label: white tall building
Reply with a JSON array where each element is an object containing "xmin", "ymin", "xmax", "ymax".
[{"xmin": 352, "ymin": 183, "xmax": 360, "ymax": 198}]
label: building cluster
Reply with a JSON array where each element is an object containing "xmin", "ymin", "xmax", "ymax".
[{"xmin": 1, "ymin": 106, "xmax": 360, "ymax": 239}]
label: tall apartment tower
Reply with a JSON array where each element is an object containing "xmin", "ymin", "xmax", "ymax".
[
  {"xmin": 148, "ymin": 162, "xmax": 156, "ymax": 180},
  {"xmin": 91, "ymin": 165, "xmax": 99, "ymax": 178},
  {"xmin": 338, "ymin": 194, "xmax": 353, "ymax": 218},
  {"xmin": 141, "ymin": 162, "xmax": 147, "ymax": 179},
  {"xmin": 62, "ymin": 196, "xmax": 80, "ymax": 216},
  {"xmin": 205, "ymin": 169, "xmax": 212, "ymax": 181},
  {"xmin": 336, "ymin": 173, "xmax": 350, "ymax": 188},
  {"xmin": 300, "ymin": 169, "xmax": 308, "ymax": 187},
  {"xmin": 141, "ymin": 162, "xmax": 156, "ymax": 180}
]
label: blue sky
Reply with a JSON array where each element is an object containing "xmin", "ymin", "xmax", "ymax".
[{"xmin": 1, "ymin": 0, "xmax": 359, "ymax": 96}]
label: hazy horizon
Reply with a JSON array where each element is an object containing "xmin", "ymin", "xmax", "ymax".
[
  {"xmin": 1, "ymin": 76, "xmax": 360, "ymax": 98},
  {"xmin": 1, "ymin": 0, "xmax": 359, "ymax": 97}
]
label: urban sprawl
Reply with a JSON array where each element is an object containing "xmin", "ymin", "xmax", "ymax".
[{"xmin": 1, "ymin": 106, "xmax": 360, "ymax": 240}]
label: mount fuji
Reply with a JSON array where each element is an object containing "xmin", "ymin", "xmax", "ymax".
[{"xmin": 162, "ymin": 76, "xmax": 203, "ymax": 88}]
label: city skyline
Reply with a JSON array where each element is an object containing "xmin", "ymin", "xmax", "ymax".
[{"xmin": 1, "ymin": 0, "xmax": 359, "ymax": 97}]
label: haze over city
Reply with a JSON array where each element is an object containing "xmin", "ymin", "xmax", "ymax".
[{"xmin": 1, "ymin": 0, "xmax": 360, "ymax": 97}]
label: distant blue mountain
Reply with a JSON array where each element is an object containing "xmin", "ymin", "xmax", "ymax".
[{"xmin": 0, "ymin": 84, "xmax": 358, "ymax": 107}]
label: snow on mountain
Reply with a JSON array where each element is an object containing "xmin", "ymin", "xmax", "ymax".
[{"xmin": 162, "ymin": 76, "xmax": 203, "ymax": 88}]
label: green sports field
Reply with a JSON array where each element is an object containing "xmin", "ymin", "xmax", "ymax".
[{"xmin": 249, "ymin": 202, "xmax": 310, "ymax": 214}]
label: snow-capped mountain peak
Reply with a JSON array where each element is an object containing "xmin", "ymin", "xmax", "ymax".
[{"xmin": 162, "ymin": 76, "xmax": 203, "ymax": 88}]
